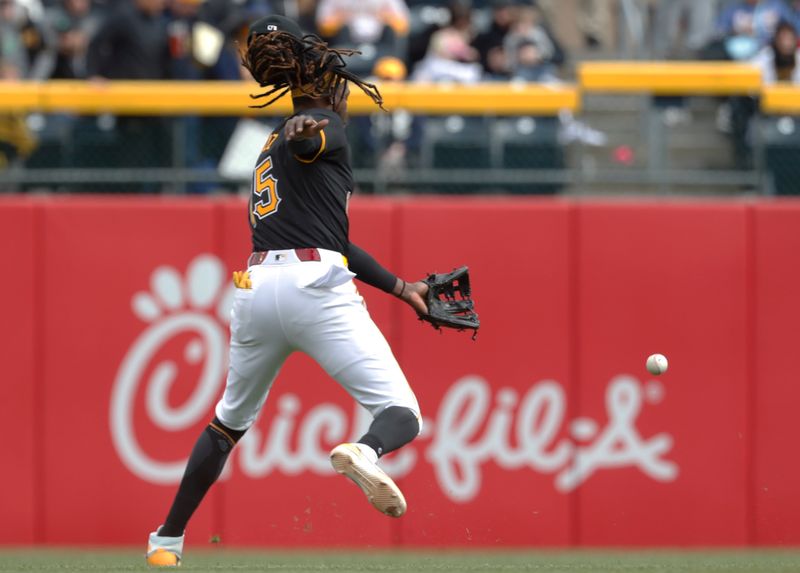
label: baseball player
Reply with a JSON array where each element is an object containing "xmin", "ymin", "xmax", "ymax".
[{"xmin": 145, "ymin": 15, "xmax": 429, "ymax": 567}]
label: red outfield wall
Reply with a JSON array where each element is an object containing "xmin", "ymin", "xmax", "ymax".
[{"xmin": 1, "ymin": 196, "xmax": 798, "ymax": 547}]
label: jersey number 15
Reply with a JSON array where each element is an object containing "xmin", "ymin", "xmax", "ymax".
[{"xmin": 251, "ymin": 156, "xmax": 281, "ymax": 223}]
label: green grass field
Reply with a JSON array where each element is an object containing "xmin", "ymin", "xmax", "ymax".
[{"xmin": 2, "ymin": 550, "xmax": 800, "ymax": 573}]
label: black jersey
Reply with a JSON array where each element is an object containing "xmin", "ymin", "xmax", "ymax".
[{"xmin": 249, "ymin": 108, "xmax": 353, "ymax": 254}]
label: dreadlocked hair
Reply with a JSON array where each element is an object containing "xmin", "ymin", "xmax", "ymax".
[{"xmin": 241, "ymin": 31, "xmax": 384, "ymax": 110}]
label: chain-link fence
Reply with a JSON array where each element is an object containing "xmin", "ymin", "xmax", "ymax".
[{"xmin": 2, "ymin": 79, "xmax": 800, "ymax": 195}]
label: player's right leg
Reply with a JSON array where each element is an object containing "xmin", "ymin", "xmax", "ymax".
[
  {"xmin": 287, "ymin": 276, "xmax": 421, "ymax": 517},
  {"xmin": 326, "ymin": 364, "xmax": 420, "ymax": 517},
  {"xmin": 146, "ymin": 268, "xmax": 291, "ymax": 566},
  {"xmin": 328, "ymin": 404, "xmax": 420, "ymax": 518}
]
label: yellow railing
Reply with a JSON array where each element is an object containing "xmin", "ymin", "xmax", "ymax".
[
  {"xmin": 761, "ymin": 84, "xmax": 800, "ymax": 114},
  {"xmin": 1, "ymin": 64, "xmax": 798, "ymax": 116},
  {"xmin": 0, "ymin": 80, "xmax": 580, "ymax": 115},
  {"xmin": 579, "ymin": 61, "xmax": 763, "ymax": 95}
]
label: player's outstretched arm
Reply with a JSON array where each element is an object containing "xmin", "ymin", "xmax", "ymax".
[
  {"xmin": 285, "ymin": 113, "xmax": 348, "ymax": 162},
  {"xmin": 393, "ymin": 278, "xmax": 429, "ymax": 315},
  {"xmin": 284, "ymin": 115, "xmax": 329, "ymax": 141},
  {"xmin": 347, "ymin": 242, "xmax": 428, "ymax": 314}
]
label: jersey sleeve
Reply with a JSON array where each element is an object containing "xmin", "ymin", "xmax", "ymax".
[
  {"xmin": 289, "ymin": 110, "xmax": 347, "ymax": 163},
  {"xmin": 347, "ymin": 243, "xmax": 398, "ymax": 293}
]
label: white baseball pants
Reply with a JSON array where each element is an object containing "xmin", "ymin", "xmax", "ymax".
[{"xmin": 215, "ymin": 248, "xmax": 420, "ymax": 431}]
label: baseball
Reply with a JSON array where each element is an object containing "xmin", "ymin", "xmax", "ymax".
[{"xmin": 646, "ymin": 354, "xmax": 669, "ymax": 375}]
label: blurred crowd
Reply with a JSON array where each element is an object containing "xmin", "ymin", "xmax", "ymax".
[
  {"xmin": 2, "ymin": 0, "xmax": 800, "ymax": 84},
  {"xmin": 3, "ymin": 0, "xmax": 800, "ymax": 190}
]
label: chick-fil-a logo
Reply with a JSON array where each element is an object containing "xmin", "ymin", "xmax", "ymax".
[
  {"xmin": 109, "ymin": 255, "xmax": 234, "ymax": 484},
  {"xmin": 427, "ymin": 375, "xmax": 678, "ymax": 500},
  {"xmin": 110, "ymin": 254, "xmax": 678, "ymax": 499}
]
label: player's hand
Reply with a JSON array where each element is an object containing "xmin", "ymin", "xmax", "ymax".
[
  {"xmin": 395, "ymin": 279, "xmax": 429, "ymax": 315},
  {"xmin": 285, "ymin": 115, "xmax": 330, "ymax": 141}
]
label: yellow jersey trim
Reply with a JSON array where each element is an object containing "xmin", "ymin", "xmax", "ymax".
[{"xmin": 294, "ymin": 129, "xmax": 326, "ymax": 164}]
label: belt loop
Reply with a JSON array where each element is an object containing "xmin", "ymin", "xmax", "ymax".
[
  {"xmin": 248, "ymin": 252, "xmax": 267, "ymax": 267},
  {"xmin": 295, "ymin": 248, "xmax": 321, "ymax": 262}
]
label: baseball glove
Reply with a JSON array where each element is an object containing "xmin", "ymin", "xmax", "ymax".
[{"xmin": 419, "ymin": 266, "xmax": 480, "ymax": 335}]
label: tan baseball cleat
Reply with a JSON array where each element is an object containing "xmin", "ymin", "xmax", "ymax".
[
  {"xmin": 146, "ymin": 528, "xmax": 184, "ymax": 567},
  {"xmin": 329, "ymin": 443, "xmax": 407, "ymax": 518}
]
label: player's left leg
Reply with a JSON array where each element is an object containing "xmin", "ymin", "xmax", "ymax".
[
  {"xmin": 146, "ymin": 268, "xmax": 292, "ymax": 566},
  {"xmin": 146, "ymin": 418, "xmax": 245, "ymax": 566},
  {"xmin": 159, "ymin": 419, "xmax": 246, "ymax": 537}
]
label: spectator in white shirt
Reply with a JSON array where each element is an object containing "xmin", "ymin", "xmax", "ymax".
[
  {"xmin": 752, "ymin": 20, "xmax": 800, "ymax": 83},
  {"xmin": 316, "ymin": 0, "xmax": 409, "ymax": 45}
]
